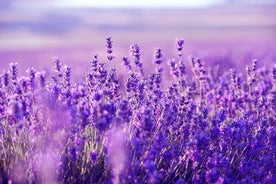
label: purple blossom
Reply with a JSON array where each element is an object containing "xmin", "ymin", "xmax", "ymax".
[
  {"xmin": 9, "ymin": 62, "xmax": 18, "ymax": 82},
  {"xmin": 0, "ymin": 37, "xmax": 274, "ymax": 184},
  {"xmin": 90, "ymin": 151, "xmax": 98, "ymax": 162},
  {"xmin": 154, "ymin": 48, "xmax": 163, "ymax": 64},
  {"xmin": 176, "ymin": 38, "xmax": 184, "ymax": 57},
  {"xmin": 122, "ymin": 56, "xmax": 132, "ymax": 70},
  {"xmin": 106, "ymin": 37, "xmax": 115, "ymax": 61},
  {"xmin": 130, "ymin": 43, "xmax": 143, "ymax": 69}
]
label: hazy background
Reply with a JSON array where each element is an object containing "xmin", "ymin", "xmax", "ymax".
[{"xmin": 0, "ymin": 0, "xmax": 275, "ymax": 75}]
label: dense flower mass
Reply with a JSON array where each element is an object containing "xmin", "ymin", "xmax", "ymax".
[{"xmin": 0, "ymin": 38, "xmax": 275, "ymax": 184}]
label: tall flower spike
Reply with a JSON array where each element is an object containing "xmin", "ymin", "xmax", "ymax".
[
  {"xmin": 154, "ymin": 48, "xmax": 163, "ymax": 65},
  {"xmin": 9, "ymin": 62, "xmax": 18, "ymax": 82},
  {"xmin": 176, "ymin": 38, "xmax": 184, "ymax": 57},
  {"xmin": 0, "ymin": 75, "xmax": 2, "ymax": 88},
  {"xmin": 168, "ymin": 58, "xmax": 179, "ymax": 78},
  {"xmin": 91, "ymin": 54, "xmax": 99, "ymax": 72},
  {"xmin": 130, "ymin": 43, "xmax": 142, "ymax": 68},
  {"xmin": 230, "ymin": 69, "xmax": 239, "ymax": 96},
  {"xmin": 64, "ymin": 65, "xmax": 71, "ymax": 89},
  {"xmin": 37, "ymin": 71, "xmax": 46, "ymax": 88},
  {"xmin": 272, "ymin": 65, "xmax": 276, "ymax": 83},
  {"xmin": 246, "ymin": 59, "xmax": 258, "ymax": 87},
  {"xmin": 27, "ymin": 68, "xmax": 36, "ymax": 90},
  {"xmin": 54, "ymin": 57, "xmax": 62, "ymax": 73},
  {"xmin": 179, "ymin": 63, "xmax": 186, "ymax": 77},
  {"xmin": 106, "ymin": 37, "xmax": 113, "ymax": 54},
  {"xmin": 122, "ymin": 56, "xmax": 132, "ymax": 71},
  {"xmin": 196, "ymin": 58, "xmax": 206, "ymax": 81},
  {"xmin": 3, "ymin": 72, "xmax": 9, "ymax": 87},
  {"xmin": 106, "ymin": 37, "xmax": 114, "ymax": 61},
  {"xmin": 252, "ymin": 59, "xmax": 257, "ymax": 72}
]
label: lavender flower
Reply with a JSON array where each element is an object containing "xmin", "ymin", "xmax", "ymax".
[
  {"xmin": 130, "ymin": 43, "xmax": 142, "ymax": 69},
  {"xmin": 63, "ymin": 65, "xmax": 71, "ymax": 90},
  {"xmin": 3, "ymin": 71, "xmax": 9, "ymax": 87},
  {"xmin": 126, "ymin": 73, "xmax": 139, "ymax": 93},
  {"xmin": 37, "ymin": 71, "xmax": 46, "ymax": 88},
  {"xmin": 106, "ymin": 37, "xmax": 113, "ymax": 54},
  {"xmin": 246, "ymin": 59, "xmax": 258, "ymax": 87},
  {"xmin": 9, "ymin": 62, "xmax": 18, "ymax": 83},
  {"xmin": 90, "ymin": 151, "xmax": 98, "ymax": 162},
  {"xmin": 0, "ymin": 38, "xmax": 274, "ymax": 184},
  {"xmin": 91, "ymin": 54, "xmax": 99, "ymax": 72},
  {"xmin": 154, "ymin": 48, "xmax": 163, "ymax": 65},
  {"xmin": 26, "ymin": 67, "xmax": 36, "ymax": 90},
  {"xmin": 176, "ymin": 38, "xmax": 184, "ymax": 57},
  {"xmin": 106, "ymin": 37, "xmax": 115, "ymax": 61},
  {"xmin": 230, "ymin": 69, "xmax": 238, "ymax": 95},
  {"xmin": 122, "ymin": 56, "xmax": 132, "ymax": 71},
  {"xmin": 272, "ymin": 65, "xmax": 276, "ymax": 84},
  {"xmin": 168, "ymin": 58, "xmax": 179, "ymax": 78}
]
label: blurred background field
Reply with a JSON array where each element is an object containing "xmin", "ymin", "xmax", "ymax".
[{"xmin": 0, "ymin": 0, "xmax": 275, "ymax": 76}]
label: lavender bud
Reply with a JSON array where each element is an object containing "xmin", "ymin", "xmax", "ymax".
[
  {"xmin": 64, "ymin": 65, "xmax": 71, "ymax": 89},
  {"xmin": 107, "ymin": 55, "xmax": 115, "ymax": 61},
  {"xmin": 54, "ymin": 57, "xmax": 62, "ymax": 72},
  {"xmin": 8, "ymin": 100, "xmax": 26, "ymax": 120},
  {"xmin": 91, "ymin": 54, "xmax": 99, "ymax": 72},
  {"xmin": 3, "ymin": 72, "xmax": 9, "ymax": 87},
  {"xmin": 20, "ymin": 77, "xmax": 28, "ymax": 93},
  {"xmin": 272, "ymin": 65, "xmax": 276, "ymax": 82},
  {"xmin": 26, "ymin": 68, "xmax": 36, "ymax": 90},
  {"xmin": 37, "ymin": 71, "xmax": 46, "ymax": 88},
  {"xmin": 9, "ymin": 62, "xmax": 18, "ymax": 82},
  {"xmin": 192, "ymin": 57, "xmax": 206, "ymax": 81},
  {"xmin": 0, "ymin": 75, "xmax": 2, "ymax": 88},
  {"xmin": 106, "ymin": 37, "xmax": 113, "ymax": 54},
  {"xmin": 154, "ymin": 48, "xmax": 163, "ymax": 65},
  {"xmin": 90, "ymin": 151, "xmax": 98, "ymax": 162},
  {"xmin": 98, "ymin": 63, "xmax": 108, "ymax": 83},
  {"xmin": 126, "ymin": 73, "xmax": 139, "ymax": 93},
  {"xmin": 176, "ymin": 38, "xmax": 184, "ymax": 57},
  {"xmin": 130, "ymin": 43, "xmax": 142, "ymax": 67},
  {"xmin": 230, "ymin": 69, "xmax": 237, "ymax": 94},
  {"xmin": 157, "ymin": 67, "xmax": 164, "ymax": 73},
  {"xmin": 122, "ymin": 56, "xmax": 132, "ymax": 70},
  {"xmin": 252, "ymin": 59, "xmax": 257, "ymax": 72},
  {"xmin": 106, "ymin": 37, "xmax": 114, "ymax": 61},
  {"xmin": 86, "ymin": 73, "xmax": 95, "ymax": 93},
  {"xmin": 168, "ymin": 58, "xmax": 179, "ymax": 78},
  {"xmin": 246, "ymin": 59, "xmax": 258, "ymax": 86},
  {"xmin": 179, "ymin": 63, "xmax": 186, "ymax": 76},
  {"xmin": 93, "ymin": 92, "xmax": 102, "ymax": 101}
]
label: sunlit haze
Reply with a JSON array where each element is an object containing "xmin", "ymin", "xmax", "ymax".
[
  {"xmin": 55, "ymin": 0, "xmax": 223, "ymax": 8},
  {"xmin": 7, "ymin": 0, "xmax": 276, "ymax": 9}
]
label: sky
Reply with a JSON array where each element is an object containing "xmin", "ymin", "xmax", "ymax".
[
  {"xmin": 5, "ymin": 0, "xmax": 276, "ymax": 9},
  {"xmin": 55, "ymin": 0, "xmax": 223, "ymax": 8}
]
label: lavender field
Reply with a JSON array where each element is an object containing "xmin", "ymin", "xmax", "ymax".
[{"xmin": 0, "ymin": 1, "xmax": 276, "ymax": 184}]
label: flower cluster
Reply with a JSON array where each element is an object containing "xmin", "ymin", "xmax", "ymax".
[{"xmin": 0, "ymin": 38, "xmax": 275, "ymax": 184}]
